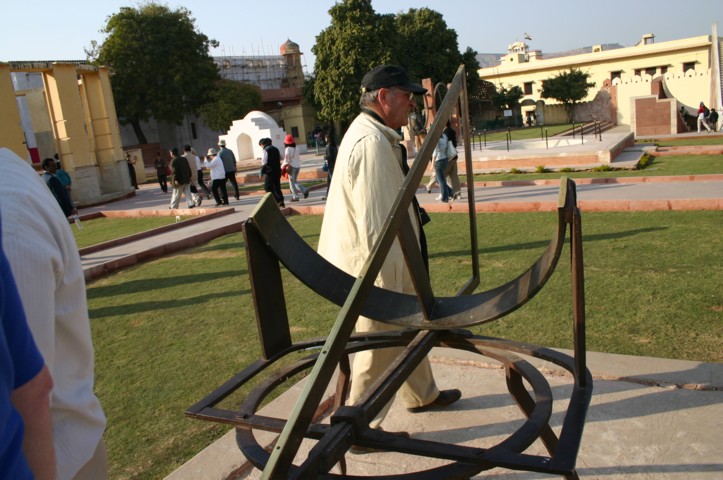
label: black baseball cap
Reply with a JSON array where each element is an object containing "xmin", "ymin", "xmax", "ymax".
[{"xmin": 361, "ymin": 65, "xmax": 427, "ymax": 94}]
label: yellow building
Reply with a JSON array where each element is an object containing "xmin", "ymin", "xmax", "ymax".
[
  {"xmin": 478, "ymin": 26, "xmax": 722, "ymax": 132},
  {"xmin": 1, "ymin": 62, "xmax": 132, "ymax": 205}
]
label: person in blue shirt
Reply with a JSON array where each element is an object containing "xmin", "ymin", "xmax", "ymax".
[
  {"xmin": 0, "ymin": 221, "xmax": 55, "ymax": 479},
  {"xmin": 41, "ymin": 157, "xmax": 77, "ymax": 218}
]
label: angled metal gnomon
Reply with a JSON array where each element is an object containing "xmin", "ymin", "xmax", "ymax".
[{"xmin": 258, "ymin": 65, "xmax": 475, "ymax": 478}]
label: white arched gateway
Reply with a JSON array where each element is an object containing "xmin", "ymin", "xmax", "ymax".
[{"xmin": 219, "ymin": 110, "xmax": 286, "ymax": 162}]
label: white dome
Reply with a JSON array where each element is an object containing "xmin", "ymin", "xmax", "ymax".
[{"xmin": 244, "ymin": 111, "xmax": 277, "ymax": 129}]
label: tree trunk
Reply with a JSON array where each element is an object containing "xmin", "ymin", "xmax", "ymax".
[
  {"xmin": 567, "ymin": 103, "xmax": 575, "ymax": 123},
  {"xmin": 130, "ymin": 119, "xmax": 148, "ymax": 145}
]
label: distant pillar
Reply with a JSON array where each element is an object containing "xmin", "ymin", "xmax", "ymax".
[
  {"xmin": 0, "ymin": 64, "xmax": 28, "ymax": 159},
  {"xmin": 77, "ymin": 66, "xmax": 129, "ymax": 199},
  {"xmin": 82, "ymin": 67, "xmax": 124, "ymax": 168}
]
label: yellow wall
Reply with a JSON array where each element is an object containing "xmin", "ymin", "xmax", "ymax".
[
  {"xmin": 281, "ymin": 103, "xmax": 317, "ymax": 147},
  {"xmin": 0, "ymin": 64, "xmax": 27, "ymax": 158},
  {"xmin": 479, "ymin": 35, "xmax": 715, "ymax": 125}
]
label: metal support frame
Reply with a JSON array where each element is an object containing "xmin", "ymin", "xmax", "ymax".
[{"xmin": 187, "ymin": 65, "xmax": 592, "ymax": 479}]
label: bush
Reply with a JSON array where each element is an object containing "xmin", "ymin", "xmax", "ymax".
[
  {"xmin": 509, "ymin": 167, "xmax": 524, "ymax": 174},
  {"xmin": 635, "ymin": 153, "xmax": 653, "ymax": 170},
  {"xmin": 559, "ymin": 167, "xmax": 575, "ymax": 173},
  {"xmin": 535, "ymin": 165, "xmax": 550, "ymax": 173},
  {"xmin": 591, "ymin": 164, "xmax": 614, "ymax": 172}
]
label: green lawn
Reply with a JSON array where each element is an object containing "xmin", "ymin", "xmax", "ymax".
[
  {"xmin": 73, "ymin": 216, "xmax": 189, "ymax": 249},
  {"xmin": 464, "ymin": 153, "xmax": 723, "ymax": 182},
  {"xmin": 88, "ymin": 210, "xmax": 723, "ymax": 479},
  {"xmin": 471, "ymin": 123, "xmax": 576, "ymax": 143}
]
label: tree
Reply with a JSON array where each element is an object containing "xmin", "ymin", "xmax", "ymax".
[
  {"xmin": 312, "ymin": 1, "xmax": 472, "ymax": 124},
  {"xmin": 312, "ymin": 0, "xmax": 395, "ymax": 122},
  {"xmin": 394, "ymin": 8, "xmax": 462, "ymax": 85},
  {"xmin": 541, "ymin": 68, "xmax": 596, "ymax": 122},
  {"xmin": 491, "ymin": 85, "xmax": 523, "ymax": 111},
  {"xmin": 92, "ymin": 3, "xmax": 219, "ymax": 144},
  {"xmin": 198, "ymin": 80, "xmax": 262, "ymax": 132},
  {"xmin": 302, "ymin": 75, "xmax": 325, "ymax": 115},
  {"xmin": 461, "ymin": 47, "xmax": 482, "ymax": 100}
]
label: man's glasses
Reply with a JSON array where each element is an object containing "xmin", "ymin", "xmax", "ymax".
[{"xmin": 391, "ymin": 87, "xmax": 414, "ymax": 101}]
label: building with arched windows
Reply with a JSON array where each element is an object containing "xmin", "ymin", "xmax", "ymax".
[{"xmin": 478, "ymin": 26, "xmax": 722, "ymax": 135}]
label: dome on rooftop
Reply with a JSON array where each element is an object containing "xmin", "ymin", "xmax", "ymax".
[{"xmin": 280, "ymin": 39, "xmax": 300, "ymax": 55}]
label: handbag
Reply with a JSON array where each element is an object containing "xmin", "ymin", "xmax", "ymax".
[
  {"xmin": 446, "ymin": 140, "xmax": 458, "ymax": 160},
  {"xmin": 322, "ymin": 162, "xmax": 329, "ymax": 172}
]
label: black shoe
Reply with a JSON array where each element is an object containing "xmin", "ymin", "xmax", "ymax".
[
  {"xmin": 303, "ymin": 190, "xmax": 309, "ymax": 199},
  {"xmin": 407, "ymin": 389, "xmax": 461, "ymax": 413},
  {"xmin": 235, "ymin": 195, "xmax": 240, "ymax": 201}
]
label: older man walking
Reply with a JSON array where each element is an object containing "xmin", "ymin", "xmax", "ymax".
[{"xmin": 317, "ymin": 65, "xmax": 461, "ymax": 438}]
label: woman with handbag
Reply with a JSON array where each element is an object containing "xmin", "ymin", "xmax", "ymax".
[
  {"xmin": 282, "ymin": 134, "xmax": 309, "ymax": 202},
  {"xmin": 425, "ymin": 122, "xmax": 461, "ymax": 199},
  {"xmin": 431, "ymin": 132, "xmax": 454, "ymax": 203}
]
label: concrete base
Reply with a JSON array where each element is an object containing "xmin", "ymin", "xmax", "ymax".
[{"xmin": 166, "ymin": 348, "xmax": 723, "ymax": 479}]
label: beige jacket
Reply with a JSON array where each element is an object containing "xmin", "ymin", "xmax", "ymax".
[{"xmin": 317, "ymin": 112, "xmax": 420, "ymax": 296}]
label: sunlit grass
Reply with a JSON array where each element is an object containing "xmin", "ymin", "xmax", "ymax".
[
  {"xmin": 72, "ymin": 216, "xmax": 189, "ymax": 249},
  {"xmin": 462, "ymin": 154, "xmax": 723, "ymax": 182},
  {"xmin": 88, "ymin": 210, "xmax": 722, "ymax": 478}
]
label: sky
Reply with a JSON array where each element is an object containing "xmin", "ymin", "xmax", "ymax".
[{"xmin": 2, "ymin": 0, "xmax": 721, "ymax": 74}]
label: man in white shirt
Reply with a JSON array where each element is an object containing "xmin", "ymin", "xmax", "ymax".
[
  {"xmin": 182, "ymin": 145, "xmax": 203, "ymax": 207},
  {"xmin": 0, "ymin": 148, "xmax": 107, "ymax": 480},
  {"xmin": 204, "ymin": 148, "xmax": 229, "ymax": 206}
]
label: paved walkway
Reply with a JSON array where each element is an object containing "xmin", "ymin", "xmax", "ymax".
[
  {"xmin": 78, "ymin": 136, "xmax": 723, "ymax": 479},
  {"xmin": 79, "ymin": 171, "xmax": 723, "ymax": 280}
]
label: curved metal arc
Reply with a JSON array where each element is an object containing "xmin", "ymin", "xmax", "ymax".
[{"xmin": 246, "ymin": 179, "xmax": 570, "ymax": 329}]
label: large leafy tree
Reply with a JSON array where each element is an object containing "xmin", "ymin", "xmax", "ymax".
[
  {"xmin": 312, "ymin": 0, "xmax": 395, "ymax": 122},
  {"xmin": 541, "ymin": 68, "xmax": 596, "ymax": 122},
  {"xmin": 394, "ymin": 8, "xmax": 461, "ymax": 85},
  {"xmin": 312, "ymin": 1, "xmax": 473, "ymax": 124},
  {"xmin": 461, "ymin": 47, "xmax": 482, "ymax": 100},
  {"xmin": 198, "ymin": 80, "xmax": 262, "ymax": 132},
  {"xmin": 92, "ymin": 3, "xmax": 219, "ymax": 144}
]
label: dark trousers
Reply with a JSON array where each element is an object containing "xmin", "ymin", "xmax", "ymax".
[
  {"xmin": 325, "ymin": 165, "xmax": 335, "ymax": 195},
  {"xmin": 156, "ymin": 173, "xmax": 167, "ymax": 193},
  {"xmin": 211, "ymin": 179, "xmax": 228, "ymax": 205},
  {"xmin": 264, "ymin": 174, "xmax": 285, "ymax": 207},
  {"xmin": 128, "ymin": 163, "xmax": 138, "ymax": 188},
  {"xmin": 225, "ymin": 171, "xmax": 239, "ymax": 199},
  {"xmin": 197, "ymin": 170, "xmax": 211, "ymax": 197}
]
